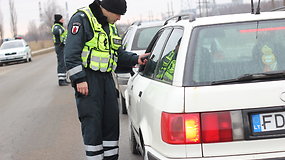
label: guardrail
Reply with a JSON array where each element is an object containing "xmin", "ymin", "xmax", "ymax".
[{"xmin": 31, "ymin": 47, "xmax": 55, "ymax": 56}]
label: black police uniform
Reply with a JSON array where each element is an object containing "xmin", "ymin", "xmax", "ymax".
[
  {"xmin": 52, "ymin": 22, "xmax": 68, "ymax": 86},
  {"xmin": 64, "ymin": 1, "xmax": 138, "ymax": 159}
]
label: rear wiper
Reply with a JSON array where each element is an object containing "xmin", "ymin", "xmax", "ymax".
[{"xmin": 210, "ymin": 71, "xmax": 285, "ymax": 85}]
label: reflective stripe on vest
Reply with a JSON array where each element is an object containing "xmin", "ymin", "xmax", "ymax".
[
  {"xmin": 162, "ymin": 60, "xmax": 176, "ymax": 81},
  {"xmin": 78, "ymin": 7, "xmax": 122, "ymax": 72},
  {"xmin": 52, "ymin": 23, "xmax": 67, "ymax": 43}
]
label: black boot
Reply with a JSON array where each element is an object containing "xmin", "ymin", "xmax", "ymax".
[{"xmin": 59, "ymin": 80, "xmax": 69, "ymax": 86}]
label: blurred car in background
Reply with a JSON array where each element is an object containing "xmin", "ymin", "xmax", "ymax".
[
  {"xmin": 114, "ymin": 20, "xmax": 164, "ymax": 114},
  {"xmin": 0, "ymin": 39, "xmax": 32, "ymax": 66}
]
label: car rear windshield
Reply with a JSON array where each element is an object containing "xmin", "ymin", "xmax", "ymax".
[
  {"xmin": 1, "ymin": 41, "xmax": 24, "ymax": 49},
  {"xmin": 131, "ymin": 26, "xmax": 161, "ymax": 50},
  {"xmin": 187, "ymin": 19, "xmax": 285, "ymax": 86}
]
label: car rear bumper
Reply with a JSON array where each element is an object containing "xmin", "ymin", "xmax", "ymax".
[{"xmin": 145, "ymin": 146, "xmax": 285, "ymax": 160}]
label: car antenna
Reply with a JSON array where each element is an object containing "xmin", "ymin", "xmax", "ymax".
[
  {"xmin": 251, "ymin": 0, "xmax": 254, "ymax": 14},
  {"xmin": 256, "ymin": 0, "xmax": 261, "ymax": 14}
]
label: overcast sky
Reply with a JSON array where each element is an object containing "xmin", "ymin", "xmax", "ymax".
[{"xmin": 0, "ymin": 0, "xmax": 235, "ymax": 38}]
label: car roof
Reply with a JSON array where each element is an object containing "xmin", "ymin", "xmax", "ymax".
[
  {"xmin": 166, "ymin": 11, "xmax": 285, "ymax": 27},
  {"xmin": 131, "ymin": 20, "xmax": 164, "ymax": 28}
]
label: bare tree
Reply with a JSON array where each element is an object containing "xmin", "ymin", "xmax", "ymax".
[
  {"xmin": 25, "ymin": 21, "xmax": 39, "ymax": 42},
  {"xmin": 9, "ymin": 0, "xmax": 17, "ymax": 38},
  {"xmin": 40, "ymin": 0, "xmax": 63, "ymax": 39},
  {"xmin": 0, "ymin": 6, "xmax": 4, "ymax": 43}
]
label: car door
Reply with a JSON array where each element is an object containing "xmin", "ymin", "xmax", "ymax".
[{"xmin": 128, "ymin": 27, "xmax": 173, "ymax": 131}]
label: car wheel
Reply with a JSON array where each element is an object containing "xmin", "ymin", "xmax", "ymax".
[
  {"xmin": 121, "ymin": 94, "xmax": 127, "ymax": 114},
  {"xmin": 29, "ymin": 54, "xmax": 32, "ymax": 62},
  {"xmin": 129, "ymin": 122, "xmax": 139, "ymax": 155},
  {"xmin": 25, "ymin": 53, "xmax": 29, "ymax": 62}
]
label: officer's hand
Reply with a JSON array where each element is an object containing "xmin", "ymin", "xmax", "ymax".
[
  {"xmin": 77, "ymin": 82, "xmax": 89, "ymax": 96},
  {"xmin": 138, "ymin": 53, "xmax": 151, "ymax": 65}
]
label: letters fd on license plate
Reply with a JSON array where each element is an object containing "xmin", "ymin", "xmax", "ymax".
[{"xmin": 251, "ymin": 111, "xmax": 285, "ymax": 132}]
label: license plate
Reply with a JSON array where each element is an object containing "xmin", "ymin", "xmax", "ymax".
[{"xmin": 251, "ymin": 111, "xmax": 285, "ymax": 133}]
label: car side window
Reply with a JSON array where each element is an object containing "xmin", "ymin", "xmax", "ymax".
[
  {"xmin": 142, "ymin": 28, "xmax": 173, "ymax": 78},
  {"xmin": 154, "ymin": 28, "xmax": 183, "ymax": 83},
  {"xmin": 122, "ymin": 28, "xmax": 134, "ymax": 50}
]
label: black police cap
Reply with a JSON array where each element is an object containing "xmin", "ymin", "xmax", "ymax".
[
  {"xmin": 100, "ymin": 0, "xmax": 127, "ymax": 15},
  {"xmin": 54, "ymin": 14, "xmax": 63, "ymax": 22}
]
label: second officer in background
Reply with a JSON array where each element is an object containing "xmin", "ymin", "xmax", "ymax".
[{"xmin": 52, "ymin": 14, "xmax": 69, "ymax": 86}]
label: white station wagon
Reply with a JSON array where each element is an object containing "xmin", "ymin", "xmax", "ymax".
[{"xmin": 125, "ymin": 11, "xmax": 285, "ymax": 159}]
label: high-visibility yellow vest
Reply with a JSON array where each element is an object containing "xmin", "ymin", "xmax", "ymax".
[
  {"xmin": 78, "ymin": 7, "xmax": 122, "ymax": 72},
  {"xmin": 156, "ymin": 50, "xmax": 176, "ymax": 81},
  {"xmin": 52, "ymin": 23, "xmax": 67, "ymax": 44}
]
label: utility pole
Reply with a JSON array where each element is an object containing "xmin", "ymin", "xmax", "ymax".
[
  {"xmin": 39, "ymin": 1, "xmax": 42, "ymax": 21},
  {"xmin": 198, "ymin": 0, "xmax": 209, "ymax": 17},
  {"xmin": 204, "ymin": 0, "xmax": 208, "ymax": 17},
  {"xmin": 65, "ymin": 1, "xmax": 69, "ymax": 22},
  {"xmin": 212, "ymin": 0, "xmax": 219, "ymax": 15},
  {"xmin": 198, "ymin": 0, "xmax": 202, "ymax": 17}
]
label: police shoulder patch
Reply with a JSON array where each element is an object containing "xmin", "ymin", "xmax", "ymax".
[
  {"xmin": 113, "ymin": 38, "xmax": 122, "ymax": 45},
  {"xmin": 71, "ymin": 22, "xmax": 81, "ymax": 35}
]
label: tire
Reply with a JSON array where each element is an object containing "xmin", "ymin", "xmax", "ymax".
[
  {"xmin": 121, "ymin": 94, "xmax": 127, "ymax": 114},
  {"xmin": 129, "ymin": 122, "xmax": 139, "ymax": 155},
  {"xmin": 25, "ymin": 53, "xmax": 29, "ymax": 63}
]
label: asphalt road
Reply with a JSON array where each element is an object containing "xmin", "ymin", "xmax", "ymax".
[{"xmin": 0, "ymin": 52, "xmax": 142, "ymax": 160}]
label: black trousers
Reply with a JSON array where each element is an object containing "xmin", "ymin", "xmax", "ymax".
[
  {"xmin": 75, "ymin": 69, "xmax": 119, "ymax": 160},
  {"xmin": 54, "ymin": 44, "xmax": 67, "ymax": 81}
]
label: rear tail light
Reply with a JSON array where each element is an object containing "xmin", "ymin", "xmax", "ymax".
[
  {"xmin": 201, "ymin": 112, "xmax": 232, "ymax": 143},
  {"xmin": 161, "ymin": 112, "xmax": 200, "ymax": 144},
  {"xmin": 161, "ymin": 111, "xmax": 243, "ymax": 144}
]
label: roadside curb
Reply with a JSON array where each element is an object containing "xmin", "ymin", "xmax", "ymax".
[{"xmin": 31, "ymin": 47, "xmax": 55, "ymax": 56}]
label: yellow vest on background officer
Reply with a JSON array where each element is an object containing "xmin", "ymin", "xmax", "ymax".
[
  {"xmin": 52, "ymin": 14, "xmax": 69, "ymax": 86},
  {"xmin": 64, "ymin": 0, "xmax": 149, "ymax": 159},
  {"xmin": 156, "ymin": 50, "xmax": 176, "ymax": 81}
]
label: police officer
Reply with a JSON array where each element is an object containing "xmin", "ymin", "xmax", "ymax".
[
  {"xmin": 156, "ymin": 39, "xmax": 181, "ymax": 82},
  {"xmin": 252, "ymin": 31, "xmax": 285, "ymax": 72},
  {"xmin": 64, "ymin": 0, "xmax": 148, "ymax": 159},
  {"xmin": 52, "ymin": 14, "xmax": 68, "ymax": 86}
]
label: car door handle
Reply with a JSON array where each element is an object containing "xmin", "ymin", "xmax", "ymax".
[{"xmin": 138, "ymin": 91, "xmax": 143, "ymax": 97}]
